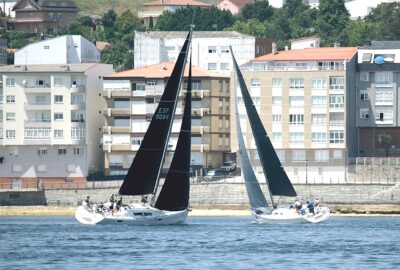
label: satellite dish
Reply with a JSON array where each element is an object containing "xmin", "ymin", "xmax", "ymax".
[
  {"xmin": 384, "ymin": 57, "xmax": 394, "ymax": 62},
  {"xmin": 374, "ymin": 56, "xmax": 384, "ymax": 64}
]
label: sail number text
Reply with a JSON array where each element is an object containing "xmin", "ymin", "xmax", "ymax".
[{"xmin": 155, "ymin": 107, "xmax": 170, "ymax": 120}]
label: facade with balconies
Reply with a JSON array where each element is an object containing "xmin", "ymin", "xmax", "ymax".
[
  {"xmin": 234, "ymin": 46, "xmax": 358, "ymax": 184},
  {"xmin": 356, "ymin": 41, "xmax": 400, "ymax": 158},
  {"xmin": 0, "ymin": 63, "xmax": 113, "ymax": 188},
  {"xmin": 102, "ymin": 62, "xmax": 230, "ymax": 176}
]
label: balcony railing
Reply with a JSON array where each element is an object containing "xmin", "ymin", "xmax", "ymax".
[
  {"xmin": 70, "ymin": 85, "xmax": 86, "ymax": 93},
  {"xmin": 24, "ymin": 85, "xmax": 51, "ymax": 93},
  {"xmin": 24, "ymin": 102, "xmax": 51, "ymax": 110}
]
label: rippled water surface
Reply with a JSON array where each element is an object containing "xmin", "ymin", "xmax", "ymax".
[{"xmin": 1, "ymin": 216, "xmax": 400, "ymax": 270}]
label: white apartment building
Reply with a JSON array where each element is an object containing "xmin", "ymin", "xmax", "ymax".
[
  {"xmin": 134, "ymin": 31, "xmax": 274, "ymax": 75},
  {"xmin": 15, "ymin": 35, "xmax": 100, "ymax": 65},
  {"xmin": 233, "ymin": 46, "xmax": 358, "ymax": 184},
  {"xmin": 0, "ymin": 63, "xmax": 112, "ymax": 189}
]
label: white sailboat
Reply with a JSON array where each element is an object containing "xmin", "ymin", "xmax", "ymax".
[
  {"xmin": 75, "ymin": 29, "xmax": 194, "ymax": 225},
  {"xmin": 231, "ymin": 48, "xmax": 330, "ymax": 224}
]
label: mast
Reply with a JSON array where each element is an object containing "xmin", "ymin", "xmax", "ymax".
[
  {"xmin": 155, "ymin": 54, "xmax": 192, "ymax": 211},
  {"xmin": 230, "ymin": 47, "xmax": 296, "ymax": 205},
  {"xmin": 119, "ymin": 29, "xmax": 193, "ymax": 196}
]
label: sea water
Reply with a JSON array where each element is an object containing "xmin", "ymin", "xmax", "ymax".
[{"xmin": 0, "ymin": 216, "xmax": 399, "ymax": 270}]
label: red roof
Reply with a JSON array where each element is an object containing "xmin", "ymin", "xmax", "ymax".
[
  {"xmin": 143, "ymin": 0, "xmax": 211, "ymax": 7},
  {"xmin": 254, "ymin": 47, "xmax": 358, "ymax": 62},
  {"xmin": 225, "ymin": 0, "xmax": 253, "ymax": 9},
  {"xmin": 104, "ymin": 62, "xmax": 227, "ymax": 78}
]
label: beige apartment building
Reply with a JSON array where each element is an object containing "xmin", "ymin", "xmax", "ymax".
[
  {"xmin": 0, "ymin": 63, "xmax": 113, "ymax": 189},
  {"xmin": 102, "ymin": 63, "xmax": 230, "ymax": 176},
  {"xmin": 234, "ymin": 47, "xmax": 358, "ymax": 184}
]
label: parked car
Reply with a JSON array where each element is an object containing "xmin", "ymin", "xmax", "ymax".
[
  {"xmin": 203, "ymin": 169, "xmax": 227, "ymax": 182},
  {"xmin": 220, "ymin": 161, "xmax": 237, "ymax": 172}
]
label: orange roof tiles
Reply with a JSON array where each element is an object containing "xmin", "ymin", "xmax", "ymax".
[
  {"xmin": 104, "ymin": 62, "xmax": 228, "ymax": 78},
  {"xmin": 143, "ymin": 0, "xmax": 211, "ymax": 6},
  {"xmin": 254, "ymin": 47, "xmax": 358, "ymax": 62},
  {"xmin": 96, "ymin": 41, "xmax": 110, "ymax": 51}
]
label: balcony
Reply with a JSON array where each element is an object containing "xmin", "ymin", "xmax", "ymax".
[
  {"xmin": 70, "ymin": 85, "xmax": 86, "ymax": 93},
  {"xmin": 191, "ymin": 144, "xmax": 210, "ymax": 152},
  {"xmin": 24, "ymin": 85, "xmax": 51, "ymax": 93},
  {"xmin": 23, "ymin": 139, "xmax": 51, "ymax": 145},
  {"xmin": 192, "ymin": 108, "xmax": 210, "ymax": 117},
  {"xmin": 71, "ymin": 103, "xmax": 86, "ymax": 110},
  {"xmin": 192, "ymin": 90, "xmax": 210, "ymax": 98},
  {"xmin": 329, "ymin": 120, "xmax": 345, "ymax": 127},
  {"xmin": 71, "ymin": 119, "xmax": 85, "ymax": 127},
  {"xmin": 24, "ymin": 102, "xmax": 51, "ymax": 110},
  {"xmin": 145, "ymin": 85, "xmax": 165, "ymax": 96},
  {"xmin": 103, "ymin": 126, "xmax": 131, "ymax": 134},
  {"xmin": 25, "ymin": 119, "xmax": 51, "ymax": 128},
  {"xmin": 106, "ymin": 108, "xmax": 131, "ymax": 116},
  {"xmin": 192, "ymin": 126, "xmax": 210, "ymax": 134},
  {"xmin": 103, "ymin": 89, "xmax": 132, "ymax": 98}
]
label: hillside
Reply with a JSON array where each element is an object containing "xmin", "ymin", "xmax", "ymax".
[{"xmin": 75, "ymin": 0, "xmax": 144, "ymax": 16}]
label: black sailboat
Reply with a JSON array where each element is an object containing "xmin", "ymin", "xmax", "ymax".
[
  {"xmin": 230, "ymin": 47, "xmax": 296, "ymax": 209},
  {"xmin": 119, "ymin": 30, "xmax": 193, "ymax": 198}
]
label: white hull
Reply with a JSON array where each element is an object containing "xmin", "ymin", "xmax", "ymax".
[
  {"xmin": 253, "ymin": 206, "xmax": 330, "ymax": 224},
  {"xmin": 75, "ymin": 203, "xmax": 188, "ymax": 225}
]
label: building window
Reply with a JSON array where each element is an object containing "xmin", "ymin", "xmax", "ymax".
[
  {"xmin": 6, "ymin": 112, "xmax": 16, "ymax": 121},
  {"xmin": 272, "ymin": 132, "xmax": 282, "ymax": 142},
  {"xmin": 6, "ymin": 130, "xmax": 16, "ymax": 139},
  {"xmin": 73, "ymin": 147, "xmax": 84, "ymax": 156},
  {"xmin": 221, "ymin": 46, "xmax": 230, "ymax": 53},
  {"xmin": 43, "ymin": 45, "xmax": 50, "ymax": 49},
  {"xmin": 375, "ymin": 110, "xmax": 393, "ymax": 124},
  {"xmin": 329, "ymin": 76, "xmax": 344, "ymax": 90},
  {"xmin": 360, "ymin": 91, "xmax": 369, "ymax": 101},
  {"xmin": 375, "ymin": 71, "xmax": 393, "ymax": 86},
  {"xmin": 329, "ymin": 95, "xmax": 344, "ymax": 108},
  {"xmin": 360, "ymin": 72, "xmax": 369, "ymax": 81},
  {"xmin": 276, "ymin": 149, "xmax": 285, "ymax": 162},
  {"xmin": 37, "ymin": 148, "xmax": 48, "ymax": 156},
  {"xmin": 24, "ymin": 128, "xmax": 51, "ymax": 139},
  {"xmin": 312, "ymin": 96, "xmax": 326, "ymax": 107},
  {"xmin": 312, "ymin": 114, "xmax": 327, "ymax": 125},
  {"xmin": 72, "ymin": 95, "xmax": 84, "ymax": 104},
  {"xmin": 289, "ymin": 96, "xmax": 304, "ymax": 107},
  {"xmin": 132, "ymin": 137, "xmax": 142, "ymax": 145},
  {"xmin": 329, "ymin": 130, "xmax": 344, "ymax": 144},
  {"xmin": 362, "ymin": 53, "xmax": 372, "ymax": 62},
  {"xmin": 312, "ymin": 132, "xmax": 327, "ymax": 143},
  {"xmin": 36, "ymin": 79, "xmax": 47, "ymax": 86},
  {"xmin": 312, "ymin": 78, "xmax": 327, "ymax": 89},
  {"xmin": 289, "ymin": 132, "xmax": 304, "ymax": 143},
  {"xmin": 9, "ymin": 146, "xmax": 18, "ymax": 155},
  {"xmin": 72, "ymin": 112, "xmax": 84, "ymax": 122},
  {"xmin": 220, "ymin": 63, "xmax": 229, "ymax": 70},
  {"xmin": 375, "ymin": 91, "xmax": 393, "ymax": 105},
  {"xmin": 71, "ymin": 127, "xmax": 85, "ymax": 140},
  {"xmin": 289, "ymin": 78, "xmax": 304, "ymax": 90},
  {"xmin": 208, "ymin": 46, "xmax": 216, "ymax": 53},
  {"xmin": 272, "ymin": 114, "xmax": 282, "ymax": 123},
  {"xmin": 54, "ymin": 129, "xmax": 63, "ymax": 139},
  {"xmin": 54, "ymin": 113, "xmax": 63, "ymax": 121},
  {"xmin": 54, "ymin": 95, "xmax": 63, "ymax": 104},
  {"xmin": 6, "ymin": 78, "xmax": 15, "ymax": 86},
  {"xmin": 289, "ymin": 114, "xmax": 304, "ymax": 125},
  {"xmin": 58, "ymin": 148, "xmax": 67, "ymax": 155},
  {"xmin": 314, "ymin": 150, "xmax": 329, "ymax": 162},
  {"xmin": 272, "ymin": 78, "xmax": 282, "ymax": 87},
  {"xmin": 360, "ymin": 109, "xmax": 370, "ymax": 119},
  {"xmin": 333, "ymin": 150, "xmax": 343, "ymax": 159},
  {"xmin": 208, "ymin": 63, "xmax": 217, "ymax": 70},
  {"xmin": 6, "ymin": 95, "xmax": 15, "ymax": 103},
  {"xmin": 318, "ymin": 167, "xmax": 323, "ymax": 175},
  {"xmin": 272, "ymin": 96, "xmax": 282, "ymax": 105},
  {"xmin": 292, "ymin": 150, "xmax": 306, "ymax": 162},
  {"xmin": 146, "ymin": 80, "xmax": 155, "ymax": 86},
  {"xmin": 54, "ymin": 78, "xmax": 64, "ymax": 86},
  {"xmin": 135, "ymin": 84, "xmax": 145, "ymax": 91},
  {"xmin": 251, "ymin": 78, "xmax": 261, "ymax": 87}
]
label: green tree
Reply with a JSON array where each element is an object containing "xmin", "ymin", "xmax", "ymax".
[
  {"xmin": 264, "ymin": 9, "xmax": 291, "ymax": 49},
  {"xmin": 347, "ymin": 20, "xmax": 377, "ymax": 46},
  {"xmin": 283, "ymin": 0, "xmax": 308, "ymax": 18},
  {"xmin": 227, "ymin": 19, "xmax": 267, "ymax": 37},
  {"xmin": 316, "ymin": 0, "xmax": 350, "ymax": 46},
  {"xmin": 240, "ymin": 0, "xmax": 273, "ymax": 22},
  {"xmin": 101, "ymin": 42, "xmax": 133, "ymax": 71},
  {"xmin": 102, "ymin": 9, "xmax": 117, "ymax": 29},
  {"xmin": 365, "ymin": 3, "xmax": 400, "ymax": 40},
  {"xmin": 157, "ymin": 7, "xmax": 234, "ymax": 31},
  {"xmin": 378, "ymin": 133, "xmax": 392, "ymax": 157},
  {"xmin": 289, "ymin": 7, "xmax": 317, "ymax": 39}
]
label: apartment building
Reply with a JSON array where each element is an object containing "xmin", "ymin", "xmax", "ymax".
[
  {"xmin": 102, "ymin": 63, "xmax": 230, "ymax": 175},
  {"xmin": 356, "ymin": 41, "xmax": 400, "ymax": 157},
  {"xmin": 234, "ymin": 46, "xmax": 358, "ymax": 184},
  {"xmin": 134, "ymin": 31, "xmax": 274, "ymax": 75},
  {"xmin": 9, "ymin": 0, "xmax": 79, "ymax": 34}
]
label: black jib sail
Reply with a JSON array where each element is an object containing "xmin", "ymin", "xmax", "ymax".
[
  {"xmin": 155, "ymin": 56, "xmax": 193, "ymax": 211},
  {"xmin": 119, "ymin": 30, "xmax": 192, "ymax": 195},
  {"xmin": 230, "ymin": 47, "xmax": 297, "ymax": 197},
  {"xmin": 235, "ymin": 94, "xmax": 269, "ymax": 210}
]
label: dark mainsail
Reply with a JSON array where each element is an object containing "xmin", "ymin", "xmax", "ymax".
[
  {"xmin": 235, "ymin": 95, "xmax": 269, "ymax": 210},
  {"xmin": 119, "ymin": 30, "xmax": 192, "ymax": 195},
  {"xmin": 155, "ymin": 57, "xmax": 192, "ymax": 211},
  {"xmin": 230, "ymin": 48, "xmax": 297, "ymax": 197}
]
